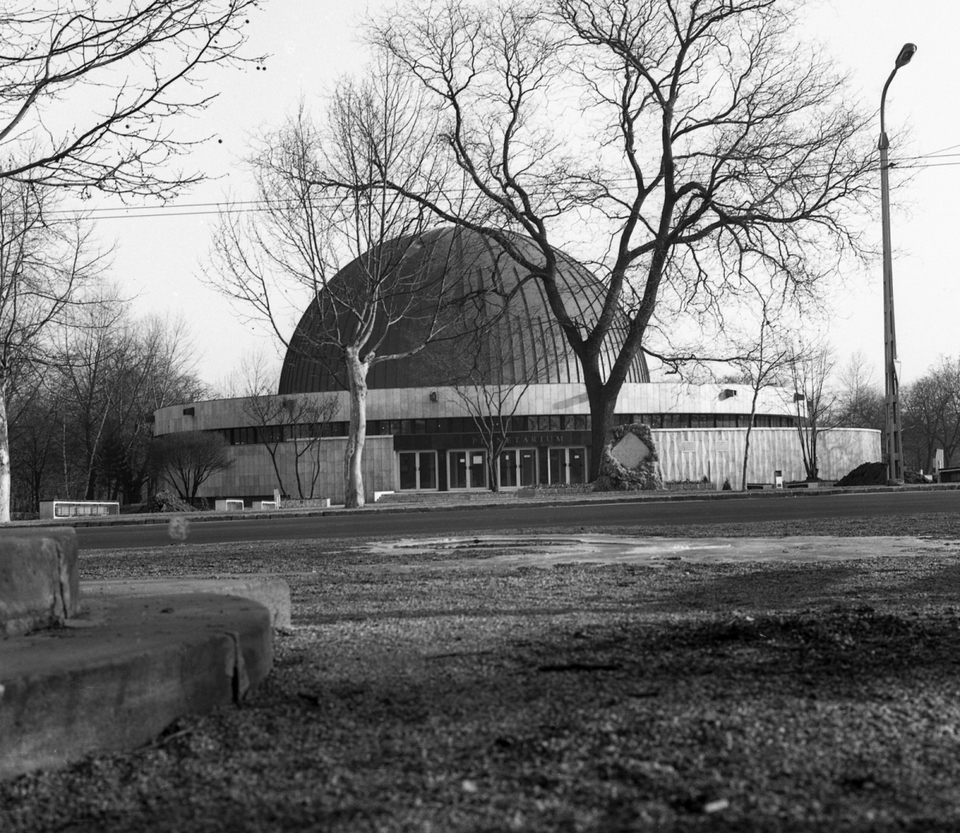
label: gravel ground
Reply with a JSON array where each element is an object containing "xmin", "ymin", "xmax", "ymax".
[{"xmin": 3, "ymin": 511, "xmax": 960, "ymax": 831}]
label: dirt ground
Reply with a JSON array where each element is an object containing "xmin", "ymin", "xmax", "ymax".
[{"xmin": 3, "ymin": 512, "xmax": 960, "ymax": 831}]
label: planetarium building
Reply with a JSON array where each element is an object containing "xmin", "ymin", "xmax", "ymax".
[{"xmin": 154, "ymin": 228, "xmax": 879, "ymax": 505}]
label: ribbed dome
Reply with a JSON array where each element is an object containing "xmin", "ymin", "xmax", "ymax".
[{"xmin": 278, "ymin": 226, "xmax": 648, "ymax": 394}]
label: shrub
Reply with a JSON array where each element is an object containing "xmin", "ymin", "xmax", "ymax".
[{"xmin": 150, "ymin": 490, "xmax": 195, "ymax": 513}]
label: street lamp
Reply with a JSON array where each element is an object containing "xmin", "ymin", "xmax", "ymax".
[{"xmin": 879, "ymin": 42, "xmax": 916, "ymax": 486}]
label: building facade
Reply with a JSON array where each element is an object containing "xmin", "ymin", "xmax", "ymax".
[
  {"xmin": 154, "ymin": 227, "xmax": 879, "ymax": 504},
  {"xmin": 153, "ymin": 382, "xmax": 879, "ymax": 504}
]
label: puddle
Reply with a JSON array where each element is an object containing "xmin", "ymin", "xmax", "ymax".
[{"xmin": 370, "ymin": 535, "xmax": 960, "ymax": 568}]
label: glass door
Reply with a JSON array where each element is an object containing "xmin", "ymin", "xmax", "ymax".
[
  {"xmin": 519, "ymin": 448, "xmax": 538, "ymax": 486},
  {"xmin": 448, "ymin": 450, "xmax": 487, "ymax": 490},
  {"xmin": 548, "ymin": 447, "xmax": 566, "ymax": 485},
  {"xmin": 548, "ymin": 447, "xmax": 588, "ymax": 485},
  {"xmin": 399, "ymin": 451, "xmax": 438, "ymax": 490},
  {"xmin": 499, "ymin": 450, "xmax": 518, "ymax": 488},
  {"xmin": 499, "ymin": 448, "xmax": 538, "ymax": 489},
  {"xmin": 568, "ymin": 447, "xmax": 587, "ymax": 484}
]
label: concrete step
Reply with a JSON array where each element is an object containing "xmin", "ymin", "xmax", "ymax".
[
  {"xmin": 376, "ymin": 490, "xmax": 521, "ymax": 505},
  {"xmin": 85, "ymin": 576, "xmax": 292, "ymax": 630},
  {"xmin": 0, "ymin": 588, "xmax": 275, "ymax": 780},
  {"xmin": 0, "ymin": 527, "xmax": 285, "ymax": 780}
]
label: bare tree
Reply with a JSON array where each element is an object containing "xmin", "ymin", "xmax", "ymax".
[
  {"xmin": 790, "ymin": 341, "xmax": 837, "ymax": 482},
  {"xmin": 0, "ymin": 0, "xmax": 261, "ymax": 194},
  {"xmin": 7, "ymin": 365, "xmax": 61, "ymax": 513},
  {"xmin": 727, "ymin": 291, "xmax": 796, "ymax": 490},
  {"xmin": 902, "ymin": 357, "xmax": 960, "ymax": 472},
  {"xmin": 438, "ymin": 304, "xmax": 555, "ymax": 491},
  {"xmin": 369, "ymin": 0, "xmax": 876, "ymax": 477},
  {"xmin": 151, "ymin": 430, "xmax": 232, "ymax": 504},
  {"xmin": 0, "ymin": 179, "xmax": 106, "ymax": 520},
  {"xmin": 833, "ymin": 351, "xmax": 885, "ymax": 432},
  {"xmin": 208, "ymin": 62, "xmax": 466, "ymax": 508},
  {"xmin": 241, "ymin": 387, "xmax": 340, "ymax": 501},
  {"xmin": 82, "ymin": 312, "xmax": 207, "ymax": 503}
]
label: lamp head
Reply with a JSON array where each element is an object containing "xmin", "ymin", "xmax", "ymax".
[{"xmin": 895, "ymin": 43, "xmax": 918, "ymax": 68}]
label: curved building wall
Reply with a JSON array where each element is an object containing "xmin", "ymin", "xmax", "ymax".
[
  {"xmin": 152, "ymin": 382, "xmax": 879, "ymax": 503},
  {"xmin": 154, "ymin": 382, "xmax": 797, "ymax": 436},
  {"xmin": 656, "ymin": 428, "xmax": 881, "ymax": 488}
]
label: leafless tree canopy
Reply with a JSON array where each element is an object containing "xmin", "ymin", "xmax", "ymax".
[
  {"xmin": 903, "ymin": 357, "xmax": 960, "ymax": 472},
  {"xmin": 0, "ymin": 177, "xmax": 108, "ymax": 519},
  {"xmin": 151, "ymin": 429, "xmax": 232, "ymax": 503},
  {"xmin": 242, "ymin": 389, "xmax": 340, "ymax": 501},
  {"xmin": 0, "ymin": 180, "xmax": 106, "ymax": 377},
  {"xmin": 0, "ymin": 0, "xmax": 261, "ymax": 195},
  {"xmin": 207, "ymin": 61, "xmax": 462, "ymax": 507},
  {"xmin": 369, "ymin": 0, "xmax": 877, "ymax": 473}
]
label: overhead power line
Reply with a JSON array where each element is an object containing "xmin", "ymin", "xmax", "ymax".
[{"xmin": 42, "ymin": 150, "xmax": 960, "ymax": 222}]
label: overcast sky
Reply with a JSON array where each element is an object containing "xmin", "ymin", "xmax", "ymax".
[{"xmin": 78, "ymin": 0, "xmax": 959, "ymax": 391}]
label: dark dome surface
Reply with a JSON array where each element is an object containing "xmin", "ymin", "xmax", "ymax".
[{"xmin": 278, "ymin": 227, "xmax": 648, "ymax": 394}]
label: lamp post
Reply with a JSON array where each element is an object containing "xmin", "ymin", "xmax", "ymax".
[{"xmin": 879, "ymin": 42, "xmax": 916, "ymax": 486}]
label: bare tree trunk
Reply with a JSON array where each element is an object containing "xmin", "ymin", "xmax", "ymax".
[
  {"xmin": 344, "ymin": 346, "xmax": 369, "ymax": 509},
  {"xmin": 586, "ymin": 384, "xmax": 617, "ymax": 481},
  {"xmin": 742, "ymin": 389, "xmax": 761, "ymax": 491},
  {"xmin": 0, "ymin": 378, "xmax": 10, "ymax": 522}
]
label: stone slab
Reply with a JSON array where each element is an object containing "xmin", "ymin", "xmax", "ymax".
[
  {"xmin": 0, "ymin": 528, "xmax": 79, "ymax": 637},
  {"xmin": 84, "ymin": 576, "xmax": 292, "ymax": 629},
  {"xmin": 0, "ymin": 591, "xmax": 273, "ymax": 780},
  {"xmin": 610, "ymin": 432, "xmax": 650, "ymax": 468}
]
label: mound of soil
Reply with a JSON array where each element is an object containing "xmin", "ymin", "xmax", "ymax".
[
  {"xmin": 836, "ymin": 461, "xmax": 927, "ymax": 486},
  {"xmin": 835, "ymin": 462, "xmax": 887, "ymax": 487}
]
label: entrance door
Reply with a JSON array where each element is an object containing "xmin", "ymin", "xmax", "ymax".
[
  {"xmin": 568, "ymin": 447, "xmax": 587, "ymax": 484},
  {"xmin": 548, "ymin": 447, "xmax": 588, "ymax": 485},
  {"xmin": 398, "ymin": 451, "xmax": 438, "ymax": 491},
  {"xmin": 519, "ymin": 448, "xmax": 538, "ymax": 486},
  {"xmin": 499, "ymin": 449, "xmax": 519, "ymax": 488},
  {"xmin": 448, "ymin": 450, "xmax": 488, "ymax": 490},
  {"xmin": 498, "ymin": 448, "xmax": 538, "ymax": 489}
]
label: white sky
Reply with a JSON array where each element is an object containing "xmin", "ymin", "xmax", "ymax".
[{"xmin": 79, "ymin": 0, "xmax": 959, "ymax": 390}]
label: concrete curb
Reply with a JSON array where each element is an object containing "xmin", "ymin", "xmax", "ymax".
[
  {"xmin": 3, "ymin": 482, "xmax": 960, "ymax": 530},
  {"xmin": 0, "ymin": 590, "xmax": 274, "ymax": 780}
]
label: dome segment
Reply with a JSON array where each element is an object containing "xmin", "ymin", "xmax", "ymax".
[{"xmin": 278, "ymin": 226, "xmax": 648, "ymax": 394}]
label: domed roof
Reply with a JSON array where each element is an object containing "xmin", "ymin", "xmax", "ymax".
[{"xmin": 278, "ymin": 226, "xmax": 648, "ymax": 394}]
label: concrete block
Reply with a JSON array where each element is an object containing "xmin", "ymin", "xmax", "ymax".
[
  {"xmin": 0, "ymin": 591, "xmax": 273, "ymax": 780},
  {"xmin": 0, "ymin": 528, "xmax": 79, "ymax": 637},
  {"xmin": 84, "ymin": 576, "xmax": 292, "ymax": 629}
]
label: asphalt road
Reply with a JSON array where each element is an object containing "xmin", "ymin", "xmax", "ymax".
[{"xmin": 73, "ymin": 488, "xmax": 960, "ymax": 550}]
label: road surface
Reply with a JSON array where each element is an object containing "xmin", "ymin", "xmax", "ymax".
[{"xmin": 73, "ymin": 489, "xmax": 960, "ymax": 550}]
